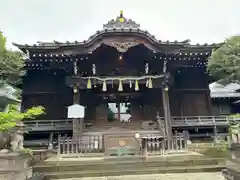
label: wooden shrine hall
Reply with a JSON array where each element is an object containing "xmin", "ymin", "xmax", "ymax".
[{"xmin": 14, "ymin": 11, "xmax": 223, "ymax": 151}]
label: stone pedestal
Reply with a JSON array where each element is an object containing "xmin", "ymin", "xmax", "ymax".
[
  {"xmin": 0, "ymin": 152, "xmax": 31, "ymax": 180},
  {"xmin": 222, "ymin": 143, "xmax": 240, "ymax": 180},
  {"xmin": 104, "ymin": 132, "xmax": 140, "ymax": 156}
]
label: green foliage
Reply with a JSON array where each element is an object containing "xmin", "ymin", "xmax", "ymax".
[
  {"xmin": 0, "ymin": 32, "xmax": 7, "ymax": 54},
  {"xmin": 0, "ymin": 105, "xmax": 45, "ymax": 131},
  {"xmin": 202, "ymin": 146, "xmax": 229, "ymax": 158},
  {"xmin": 21, "ymin": 148, "xmax": 33, "ymax": 156},
  {"xmin": 208, "ymin": 36, "xmax": 240, "ymax": 84},
  {"xmin": 230, "ymin": 113, "xmax": 240, "ymax": 118},
  {"xmin": 0, "ymin": 32, "xmax": 25, "ymax": 86}
]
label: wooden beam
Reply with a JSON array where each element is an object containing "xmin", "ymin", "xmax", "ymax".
[{"xmin": 162, "ymin": 85, "xmax": 173, "ymax": 150}]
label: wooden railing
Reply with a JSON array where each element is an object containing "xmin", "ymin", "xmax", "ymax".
[
  {"xmin": 56, "ymin": 132, "xmax": 188, "ymax": 158},
  {"xmin": 24, "ymin": 119, "xmax": 72, "ymax": 131},
  {"xmin": 23, "ymin": 116, "xmax": 239, "ymax": 132},
  {"xmin": 169, "ymin": 116, "xmax": 233, "ymax": 126},
  {"xmin": 57, "ymin": 135, "xmax": 104, "ymax": 157},
  {"xmin": 142, "ymin": 134, "xmax": 187, "ymax": 156}
]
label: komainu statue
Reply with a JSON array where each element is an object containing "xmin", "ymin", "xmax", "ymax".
[
  {"xmin": 231, "ymin": 121, "xmax": 240, "ymax": 143},
  {"xmin": 0, "ymin": 122, "xmax": 25, "ymax": 152}
]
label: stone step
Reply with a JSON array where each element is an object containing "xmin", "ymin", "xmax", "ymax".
[
  {"xmin": 40, "ymin": 155, "xmax": 226, "ymax": 165},
  {"xmin": 33, "ymin": 157, "xmax": 225, "ymax": 173},
  {"xmin": 39, "ymin": 165, "xmax": 225, "ymax": 180}
]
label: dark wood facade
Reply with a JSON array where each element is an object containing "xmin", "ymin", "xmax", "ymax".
[{"xmin": 14, "ymin": 12, "xmax": 222, "ymax": 127}]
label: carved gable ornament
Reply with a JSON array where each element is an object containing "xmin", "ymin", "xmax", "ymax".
[
  {"xmin": 104, "ymin": 41, "xmax": 139, "ymax": 52},
  {"xmin": 103, "ymin": 10, "xmax": 140, "ymax": 30},
  {"xmin": 67, "ymin": 104, "xmax": 85, "ymax": 118}
]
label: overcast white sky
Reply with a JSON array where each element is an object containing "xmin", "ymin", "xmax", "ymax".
[{"xmin": 1, "ymin": 0, "xmax": 240, "ymax": 49}]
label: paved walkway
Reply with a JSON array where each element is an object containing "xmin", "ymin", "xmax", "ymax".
[{"xmin": 58, "ymin": 172, "xmax": 224, "ymax": 180}]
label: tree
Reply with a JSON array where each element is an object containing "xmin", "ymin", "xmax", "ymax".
[
  {"xmin": 208, "ymin": 36, "xmax": 240, "ymax": 84},
  {"xmin": 0, "ymin": 32, "xmax": 25, "ymax": 86},
  {"xmin": 0, "ymin": 105, "xmax": 45, "ymax": 131},
  {"xmin": 0, "ymin": 105, "xmax": 44, "ymax": 152},
  {"xmin": 0, "ymin": 32, "xmax": 6, "ymax": 54}
]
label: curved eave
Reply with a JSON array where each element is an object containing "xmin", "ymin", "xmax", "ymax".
[
  {"xmin": 12, "ymin": 28, "xmax": 223, "ymax": 54},
  {"xmin": 180, "ymin": 43, "xmax": 224, "ymax": 53},
  {"xmin": 13, "ymin": 31, "xmax": 186, "ymax": 53}
]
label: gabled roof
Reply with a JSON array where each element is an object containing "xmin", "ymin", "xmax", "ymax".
[{"xmin": 13, "ymin": 11, "xmax": 223, "ymax": 54}]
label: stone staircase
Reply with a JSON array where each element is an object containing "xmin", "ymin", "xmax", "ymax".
[{"xmin": 33, "ymin": 156, "xmax": 226, "ymax": 179}]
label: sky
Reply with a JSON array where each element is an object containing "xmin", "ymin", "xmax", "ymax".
[{"xmin": 1, "ymin": 0, "xmax": 240, "ymax": 50}]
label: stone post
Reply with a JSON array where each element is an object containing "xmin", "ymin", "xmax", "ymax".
[
  {"xmin": 0, "ymin": 152, "xmax": 31, "ymax": 180},
  {"xmin": 222, "ymin": 143, "xmax": 240, "ymax": 179}
]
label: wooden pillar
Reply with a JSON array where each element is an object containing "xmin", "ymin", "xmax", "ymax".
[
  {"xmin": 162, "ymin": 85, "xmax": 173, "ymax": 150},
  {"xmin": 72, "ymin": 59, "xmax": 81, "ymax": 139},
  {"xmin": 208, "ymin": 90, "xmax": 213, "ymax": 116},
  {"xmin": 213, "ymin": 124, "xmax": 218, "ymax": 143},
  {"xmin": 117, "ymin": 102, "xmax": 121, "ymax": 121},
  {"xmin": 72, "ymin": 87, "xmax": 80, "ymax": 138},
  {"xmin": 48, "ymin": 132, "xmax": 54, "ymax": 150}
]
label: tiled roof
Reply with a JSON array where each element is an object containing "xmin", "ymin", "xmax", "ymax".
[
  {"xmin": 0, "ymin": 84, "xmax": 20, "ymax": 102},
  {"xmin": 210, "ymin": 82, "xmax": 240, "ymax": 98},
  {"xmin": 210, "ymin": 92, "xmax": 240, "ymax": 98}
]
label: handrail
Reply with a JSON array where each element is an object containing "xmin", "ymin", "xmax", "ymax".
[
  {"xmin": 24, "ymin": 119, "xmax": 72, "ymax": 124},
  {"xmin": 23, "ymin": 116, "xmax": 240, "ymax": 131}
]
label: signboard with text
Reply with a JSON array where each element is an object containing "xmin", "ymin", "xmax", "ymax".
[{"xmin": 67, "ymin": 104, "xmax": 85, "ymax": 118}]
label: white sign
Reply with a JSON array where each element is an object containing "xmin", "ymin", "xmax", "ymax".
[{"xmin": 67, "ymin": 104, "xmax": 85, "ymax": 118}]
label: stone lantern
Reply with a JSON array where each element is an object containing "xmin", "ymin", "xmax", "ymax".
[{"xmin": 222, "ymin": 121, "xmax": 240, "ymax": 179}]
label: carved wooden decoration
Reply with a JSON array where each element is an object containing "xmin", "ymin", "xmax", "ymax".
[{"xmin": 104, "ymin": 42, "xmax": 139, "ymax": 52}]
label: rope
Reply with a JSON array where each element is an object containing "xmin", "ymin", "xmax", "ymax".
[{"xmin": 75, "ymin": 75, "xmax": 165, "ymax": 81}]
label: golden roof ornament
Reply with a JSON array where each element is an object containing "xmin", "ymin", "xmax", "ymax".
[
  {"xmin": 119, "ymin": 10, "xmax": 125, "ymax": 22},
  {"xmin": 103, "ymin": 11, "xmax": 140, "ymax": 30},
  {"xmin": 120, "ymin": 10, "xmax": 123, "ymax": 16}
]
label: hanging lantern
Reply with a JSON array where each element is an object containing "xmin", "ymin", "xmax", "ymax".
[
  {"xmin": 118, "ymin": 79, "xmax": 123, "ymax": 91},
  {"xmin": 135, "ymin": 80, "xmax": 139, "ymax": 91},
  {"xmin": 73, "ymin": 87, "xmax": 78, "ymax": 93},
  {"xmin": 94, "ymin": 79, "xmax": 97, "ymax": 87},
  {"xmin": 146, "ymin": 79, "xmax": 149, "ymax": 87},
  {"xmin": 87, "ymin": 78, "xmax": 92, "ymax": 89},
  {"xmin": 145, "ymin": 63, "xmax": 149, "ymax": 74},
  {"xmin": 148, "ymin": 78, "xmax": 153, "ymax": 88},
  {"xmin": 92, "ymin": 64, "xmax": 96, "ymax": 75},
  {"xmin": 102, "ymin": 80, "xmax": 107, "ymax": 91},
  {"xmin": 164, "ymin": 85, "xmax": 169, "ymax": 91},
  {"xmin": 129, "ymin": 80, "xmax": 132, "ymax": 88}
]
